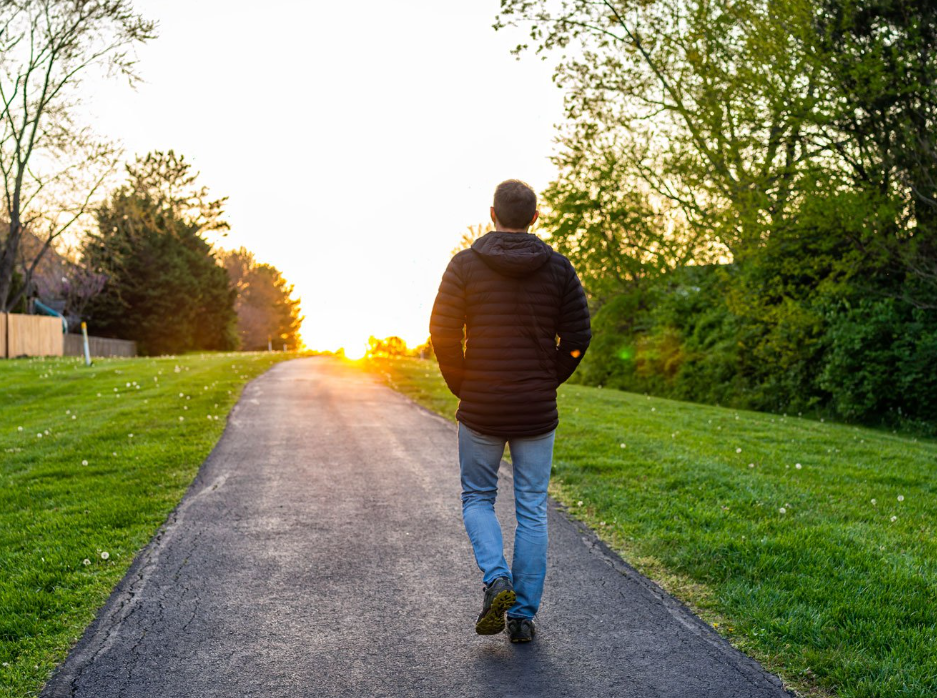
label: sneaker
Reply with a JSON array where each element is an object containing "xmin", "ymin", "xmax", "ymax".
[
  {"xmin": 475, "ymin": 577, "xmax": 516, "ymax": 635},
  {"xmin": 507, "ymin": 617, "xmax": 535, "ymax": 643}
]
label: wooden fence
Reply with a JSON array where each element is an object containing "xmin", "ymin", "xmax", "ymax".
[
  {"xmin": 0, "ymin": 314, "xmax": 137, "ymax": 358},
  {"xmin": 63, "ymin": 334, "xmax": 137, "ymax": 358},
  {"xmin": 0, "ymin": 313, "xmax": 63, "ymax": 357}
]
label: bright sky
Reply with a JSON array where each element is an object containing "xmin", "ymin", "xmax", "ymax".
[{"xmin": 84, "ymin": 0, "xmax": 565, "ymax": 356}]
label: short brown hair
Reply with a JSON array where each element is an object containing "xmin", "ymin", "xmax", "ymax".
[{"xmin": 493, "ymin": 179, "xmax": 537, "ymax": 229}]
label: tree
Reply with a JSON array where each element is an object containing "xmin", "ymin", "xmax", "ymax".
[
  {"xmin": 0, "ymin": 0, "xmax": 156, "ymax": 312},
  {"xmin": 82, "ymin": 151, "xmax": 237, "ymax": 355},
  {"xmin": 452, "ymin": 222, "xmax": 494, "ymax": 255},
  {"xmin": 220, "ymin": 247, "xmax": 303, "ymax": 351}
]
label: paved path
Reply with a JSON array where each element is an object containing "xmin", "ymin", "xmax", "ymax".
[{"xmin": 43, "ymin": 358, "xmax": 793, "ymax": 698}]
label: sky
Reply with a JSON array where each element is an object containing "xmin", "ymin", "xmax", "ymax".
[{"xmin": 83, "ymin": 0, "xmax": 566, "ymax": 356}]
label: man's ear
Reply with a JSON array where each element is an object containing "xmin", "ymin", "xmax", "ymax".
[
  {"xmin": 490, "ymin": 206, "xmax": 497, "ymax": 225},
  {"xmin": 530, "ymin": 210, "xmax": 540, "ymax": 227}
]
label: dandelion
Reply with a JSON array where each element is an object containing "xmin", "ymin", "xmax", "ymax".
[
  {"xmin": 748, "ymin": 463, "xmax": 755, "ymax": 468},
  {"xmin": 81, "ymin": 460, "xmax": 88, "ymax": 466},
  {"xmin": 207, "ymin": 415, "xmax": 213, "ymax": 420},
  {"xmin": 897, "ymin": 495, "xmax": 904, "ymax": 502},
  {"xmin": 179, "ymin": 393, "xmax": 184, "ymax": 398},
  {"xmin": 17, "ymin": 426, "xmax": 22, "ymax": 431},
  {"xmin": 128, "ymin": 433, "xmax": 133, "ymax": 438},
  {"xmin": 795, "ymin": 463, "xmax": 802, "ymax": 469},
  {"xmin": 179, "ymin": 416, "xmax": 184, "ymax": 421},
  {"xmin": 890, "ymin": 516, "xmax": 897, "ymax": 523},
  {"xmin": 620, "ymin": 443, "xmax": 626, "ymax": 448},
  {"xmin": 871, "ymin": 499, "xmax": 877, "ymax": 505},
  {"xmin": 66, "ymin": 410, "xmax": 70, "ymax": 415},
  {"xmin": 71, "ymin": 414, "xmax": 77, "ymax": 420},
  {"xmin": 735, "ymin": 447, "xmax": 742, "ymax": 453},
  {"xmin": 577, "ymin": 500, "xmax": 583, "ymax": 507},
  {"xmin": 36, "ymin": 433, "xmax": 42, "ymax": 438},
  {"xmin": 112, "ymin": 452, "xmax": 117, "ymax": 456},
  {"xmin": 101, "ymin": 551, "xmax": 109, "ymax": 560},
  {"xmin": 83, "ymin": 559, "xmax": 91, "ymax": 566},
  {"xmin": 651, "ymin": 407, "xmax": 656, "ymax": 412},
  {"xmin": 779, "ymin": 507, "xmax": 787, "ymax": 514}
]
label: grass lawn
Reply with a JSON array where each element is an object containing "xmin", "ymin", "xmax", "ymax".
[
  {"xmin": 366, "ymin": 356, "xmax": 937, "ymax": 698},
  {"xmin": 0, "ymin": 352, "xmax": 295, "ymax": 698}
]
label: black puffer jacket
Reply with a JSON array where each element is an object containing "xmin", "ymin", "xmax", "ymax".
[{"xmin": 430, "ymin": 231, "xmax": 592, "ymax": 437}]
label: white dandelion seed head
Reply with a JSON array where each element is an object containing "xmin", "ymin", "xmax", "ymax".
[
  {"xmin": 179, "ymin": 416, "xmax": 184, "ymax": 421},
  {"xmin": 736, "ymin": 447, "xmax": 742, "ymax": 453},
  {"xmin": 36, "ymin": 433, "xmax": 42, "ymax": 438},
  {"xmin": 128, "ymin": 434, "xmax": 133, "ymax": 438},
  {"xmin": 779, "ymin": 507, "xmax": 786, "ymax": 514},
  {"xmin": 101, "ymin": 551, "xmax": 109, "ymax": 560},
  {"xmin": 82, "ymin": 559, "xmax": 91, "ymax": 566},
  {"xmin": 795, "ymin": 463, "xmax": 802, "ymax": 469},
  {"xmin": 748, "ymin": 463, "xmax": 755, "ymax": 468},
  {"xmin": 71, "ymin": 414, "xmax": 76, "ymax": 420},
  {"xmin": 620, "ymin": 443, "xmax": 626, "ymax": 448},
  {"xmin": 17, "ymin": 426, "xmax": 22, "ymax": 431},
  {"xmin": 871, "ymin": 498, "xmax": 877, "ymax": 505},
  {"xmin": 81, "ymin": 460, "xmax": 88, "ymax": 466},
  {"xmin": 890, "ymin": 516, "xmax": 897, "ymax": 523},
  {"xmin": 577, "ymin": 500, "xmax": 584, "ymax": 507},
  {"xmin": 897, "ymin": 495, "xmax": 904, "ymax": 502}
]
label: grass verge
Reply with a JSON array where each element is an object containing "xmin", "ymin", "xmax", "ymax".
[
  {"xmin": 365, "ymin": 356, "xmax": 936, "ymax": 698},
  {"xmin": 0, "ymin": 352, "xmax": 295, "ymax": 698}
]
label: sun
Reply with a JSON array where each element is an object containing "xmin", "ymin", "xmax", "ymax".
[{"xmin": 342, "ymin": 343, "xmax": 367, "ymax": 361}]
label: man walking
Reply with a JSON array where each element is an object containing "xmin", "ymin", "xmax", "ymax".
[{"xmin": 430, "ymin": 179, "xmax": 592, "ymax": 643}]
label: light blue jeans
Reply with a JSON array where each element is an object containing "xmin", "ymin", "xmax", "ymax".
[{"xmin": 458, "ymin": 423, "xmax": 556, "ymax": 620}]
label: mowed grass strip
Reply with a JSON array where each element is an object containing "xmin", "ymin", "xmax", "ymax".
[
  {"xmin": 365, "ymin": 356, "xmax": 937, "ymax": 698},
  {"xmin": 0, "ymin": 352, "xmax": 294, "ymax": 698}
]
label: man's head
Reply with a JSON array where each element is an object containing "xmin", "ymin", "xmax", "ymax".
[{"xmin": 491, "ymin": 179, "xmax": 539, "ymax": 232}]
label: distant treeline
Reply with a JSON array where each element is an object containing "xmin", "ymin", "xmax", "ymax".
[{"xmin": 497, "ymin": 0, "xmax": 937, "ymax": 431}]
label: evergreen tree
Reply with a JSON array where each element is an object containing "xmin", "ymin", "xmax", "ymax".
[{"xmin": 83, "ymin": 152, "xmax": 238, "ymax": 355}]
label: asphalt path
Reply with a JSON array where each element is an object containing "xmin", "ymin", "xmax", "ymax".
[{"xmin": 43, "ymin": 357, "xmax": 794, "ymax": 698}]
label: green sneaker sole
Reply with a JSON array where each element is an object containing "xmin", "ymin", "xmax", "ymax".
[{"xmin": 475, "ymin": 589, "xmax": 517, "ymax": 635}]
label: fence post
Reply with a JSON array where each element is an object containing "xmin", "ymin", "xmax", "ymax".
[{"xmin": 81, "ymin": 322, "xmax": 92, "ymax": 366}]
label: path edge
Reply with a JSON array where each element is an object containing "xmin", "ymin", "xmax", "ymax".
[
  {"xmin": 39, "ymin": 361, "xmax": 296, "ymax": 698},
  {"xmin": 381, "ymin": 376, "xmax": 798, "ymax": 697}
]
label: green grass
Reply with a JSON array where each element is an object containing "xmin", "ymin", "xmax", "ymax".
[
  {"xmin": 366, "ymin": 356, "xmax": 937, "ymax": 698},
  {"xmin": 0, "ymin": 352, "xmax": 295, "ymax": 698}
]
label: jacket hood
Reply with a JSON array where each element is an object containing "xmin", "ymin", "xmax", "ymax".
[{"xmin": 471, "ymin": 231, "xmax": 553, "ymax": 278}]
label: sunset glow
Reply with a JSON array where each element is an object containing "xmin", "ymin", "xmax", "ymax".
[{"xmin": 79, "ymin": 0, "xmax": 564, "ymax": 352}]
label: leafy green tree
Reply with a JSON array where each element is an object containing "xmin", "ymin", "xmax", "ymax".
[
  {"xmin": 82, "ymin": 151, "xmax": 237, "ymax": 355},
  {"xmin": 221, "ymin": 248, "xmax": 303, "ymax": 351}
]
